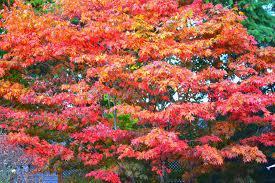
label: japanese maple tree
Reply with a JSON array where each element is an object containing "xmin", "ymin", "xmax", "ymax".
[{"xmin": 0, "ymin": 0, "xmax": 274, "ymax": 182}]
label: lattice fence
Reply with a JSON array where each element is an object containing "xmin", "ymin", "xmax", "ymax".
[
  {"xmin": 167, "ymin": 160, "xmax": 184, "ymax": 183},
  {"xmin": 0, "ymin": 134, "xmax": 32, "ymax": 183}
]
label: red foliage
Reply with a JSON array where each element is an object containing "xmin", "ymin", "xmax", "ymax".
[
  {"xmin": 118, "ymin": 128, "xmax": 188, "ymax": 175},
  {"xmin": 194, "ymin": 144, "xmax": 223, "ymax": 165},
  {"xmin": 8, "ymin": 132, "xmax": 74, "ymax": 169},
  {"xmin": 0, "ymin": 0, "xmax": 273, "ymax": 181},
  {"xmin": 86, "ymin": 170, "xmax": 121, "ymax": 183},
  {"xmin": 241, "ymin": 133, "xmax": 275, "ymax": 147},
  {"xmin": 197, "ymin": 135, "xmax": 222, "ymax": 144}
]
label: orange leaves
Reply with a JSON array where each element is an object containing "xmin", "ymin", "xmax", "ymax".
[
  {"xmin": 131, "ymin": 61, "xmax": 193, "ymax": 94},
  {"xmin": 0, "ymin": 105, "xmax": 100, "ymax": 131},
  {"xmin": 21, "ymin": 92, "xmax": 86, "ymax": 106},
  {"xmin": 256, "ymin": 47, "xmax": 275, "ymax": 64},
  {"xmin": 238, "ymin": 47, "xmax": 275, "ymax": 69},
  {"xmin": 109, "ymin": 104, "xmax": 142, "ymax": 117},
  {"xmin": 165, "ymin": 102, "xmax": 216, "ymax": 124},
  {"xmin": 198, "ymin": 67, "xmax": 227, "ymax": 81},
  {"xmin": 0, "ymin": 80, "xmax": 30, "ymax": 100},
  {"xmin": 117, "ymin": 128, "xmax": 238, "ymax": 175},
  {"xmin": 194, "ymin": 145, "xmax": 223, "ymax": 165},
  {"xmin": 216, "ymin": 92, "xmax": 274, "ymax": 124},
  {"xmin": 221, "ymin": 145, "xmax": 267, "ymax": 163},
  {"xmin": 61, "ymin": 81, "xmax": 90, "ymax": 93},
  {"xmin": 0, "ymin": 0, "xmax": 266, "ymax": 72},
  {"xmin": 131, "ymin": 128, "xmax": 187, "ymax": 150},
  {"xmin": 212, "ymin": 121, "xmax": 236, "ymax": 139},
  {"xmin": 0, "ymin": 2, "xmax": 67, "ymax": 66},
  {"xmin": 131, "ymin": 15, "xmax": 155, "ymax": 37},
  {"xmin": 117, "ymin": 128, "xmax": 188, "ymax": 174},
  {"xmin": 128, "ymin": 128, "xmax": 183, "ymax": 150},
  {"xmin": 117, "ymin": 145, "xmax": 136, "ymax": 159},
  {"xmin": 111, "ymin": 102, "xmax": 216, "ymax": 127},
  {"xmin": 191, "ymin": 144, "xmax": 267, "ymax": 167}
]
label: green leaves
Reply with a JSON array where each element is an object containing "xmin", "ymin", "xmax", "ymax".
[
  {"xmin": 70, "ymin": 17, "xmax": 80, "ymax": 25},
  {"xmin": 2, "ymin": 69, "xmax": 29, "ymax": 86},
  {"xmin": 25, "ymin": 0, "xmax": 54, "ymax": 11},
  {"xmin": 0, "ymin": 50, "xmax": 7, "ymax": 58},
  {"xmin": 106, "ymin": 113, "xmax": 138, "ymax": 130},
  {"xmin": 117, "ymin": 114, "xmax": 138, "ymax": 130}
]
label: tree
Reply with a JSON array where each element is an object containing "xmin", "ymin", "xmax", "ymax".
[{"xmin": 0, "ymin": 0, "xmax": 274, "ymax": 182}]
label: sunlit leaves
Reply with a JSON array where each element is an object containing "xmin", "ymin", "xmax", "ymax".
[
  {"xmin": 0, "ymin": 0, "xmax": 273, "ymax": 182},
  {"xmin": 221, "ymin": 145, "xmax": 267, "ymax": 163}
]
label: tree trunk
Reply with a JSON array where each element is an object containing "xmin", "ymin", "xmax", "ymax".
[
  {"xmin": 57, "ymin": 171, "xmax": 63, "ymax": 183},
  {"xmin": 113, "ymin": 108, "xmax": 117, "ymax": 130},
  {"xmin": 160, "ymin": 175, "xmax": 165, "ymax": 183},
  {"xmin": 159, "ymin": 161, "xmax": 166, "ymax": 183},
  {"xmin": 113, "ymin": 99, "xmax": 117, "ymax": 130}
]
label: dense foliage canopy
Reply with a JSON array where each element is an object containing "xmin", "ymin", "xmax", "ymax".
[
  {"xmin": 206, "ymin": 0, "xmax": 275, "ymax": 46},
  {"xmin": 0, "ymin": 0, "xmax": 274, "ymax": 182}
]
